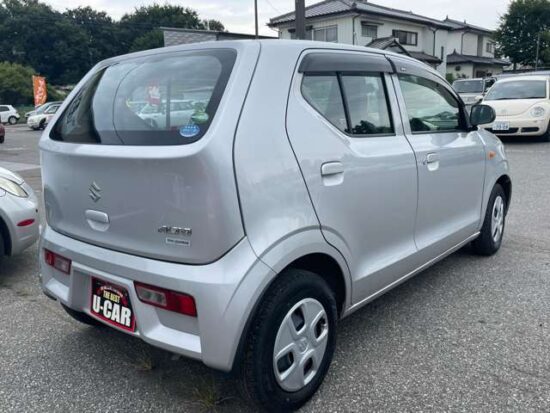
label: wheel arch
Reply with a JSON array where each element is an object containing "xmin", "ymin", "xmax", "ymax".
[
  {"xmin": 231, "ymin": 230, "xmax": 351, "ymax": 373},
  {"xmin": 0, "ymin": 215, "xmax": 12, "ymax": 255},
  {"xmin": 496, "ymin": 174, "xmax": 512, "ymax": 214}
]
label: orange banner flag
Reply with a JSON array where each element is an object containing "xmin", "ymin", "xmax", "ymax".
[{"xmin": 32, "ymin": 75, "xmax": 47, "ymax": 107}]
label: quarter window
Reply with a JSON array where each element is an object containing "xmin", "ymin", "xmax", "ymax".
[
  {"xmin": 362, "ymin": 24, "xmax": 378, "ymax": 39},
  {"xmin": 302, "ymin": 75, "xmax": 347, "ymax": 133},
  {"xmin": 398, "ymin": 74, "xmax": 465, "ymax": 133},
  {"xmin": 313, "ymin": 26, "xmax": 338, "ymax": 43},
  {"xmin": 341, "ymin": 75, "xmax": 393, "ymax": 135},
  {"xmin": 392, "ymin": 30, "xmax": 418, "ymax": 46},
  {"xmin": 0, "ymin": 106, "xmax": 8, "ymax": 112}
]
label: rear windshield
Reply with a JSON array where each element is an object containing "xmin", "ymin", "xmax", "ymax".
[
  {"xmin": 484, "ymin": 80, "xmax": 548, "ymax": 101},
  {"xmin": 51, "ymin": 49, "xmax": 236, "ymax": 145},
  {"xmin": 452, "ymin": 80, "xmax": 484, "ymax": 94}
]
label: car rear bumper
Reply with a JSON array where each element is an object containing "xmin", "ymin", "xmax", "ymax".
[{"xmin": 39, "ymin": 226, "xmax": 274, "ymax": 371}]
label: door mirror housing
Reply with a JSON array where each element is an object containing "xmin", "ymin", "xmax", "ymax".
[
  {"xmin": 475, "ymin": 95, "xmax": 484, "ymax": 103},
  {"xmin": 470, "ymin": 104, "xmax": 495, "ymax": 127}
]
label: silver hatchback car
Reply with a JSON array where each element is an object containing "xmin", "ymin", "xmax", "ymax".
[{"xmin": 39, "ymin": 41, "xmax": 511, "ymax": 411}]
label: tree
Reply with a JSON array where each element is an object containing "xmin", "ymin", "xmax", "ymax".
[
  {"xmin": 0, "ymin": 61, "xmax": 35, "ymax": 104},
  {"xmin": 495, "ymin": 0, "xmax": 550, "ymax": 67},
  {"xmin": 119, "ymin": 4, "xmax": 225, "ymax": 52}
]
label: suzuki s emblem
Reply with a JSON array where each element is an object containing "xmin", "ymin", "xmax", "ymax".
[{"xmin": 89, "ymin": 182, "xmax": 101, "ymax": 202}]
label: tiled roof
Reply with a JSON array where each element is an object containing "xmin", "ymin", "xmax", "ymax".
[
  {"xmin": 443, "ymin": 18, "xmax": 494, "ymax": 34},
  {"xmin": 447, "ymin": 51, "xmax": 509, "ymax": 66},
  {"xmin": 409, "ymin": 51, "xmax": 442, "ymax": 64},
  {"xmin": 366, "ymin": 36, "xmax": 442, "ymax": 64},
  {"xmin": 269, "ymin": 0, "xmax": 454, "ymax": 29}
]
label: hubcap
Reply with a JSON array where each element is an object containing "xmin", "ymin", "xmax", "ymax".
[
  {"xmin": 273, "ymin": 298, "xmax": 329, "ymax": 392},
  {"xmin": 491, "ymin": 195, "xmax": 505, "ymax": 243}
]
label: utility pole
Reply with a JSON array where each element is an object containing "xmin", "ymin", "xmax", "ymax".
[
  {"xmin": 295, "ymin": 0, "xmax": 306, "ymax": 40},
  {"xmin": 254, "ymin": 0, "xmax": 259, "ymax": 38},
  {"xmin": 535, "ymin": 32, "xmax": 541, "ymax": 71}
]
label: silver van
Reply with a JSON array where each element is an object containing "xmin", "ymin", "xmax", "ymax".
[{"xmin": 39, "ymin": 41, "xmax": 511, "ymax": 411}]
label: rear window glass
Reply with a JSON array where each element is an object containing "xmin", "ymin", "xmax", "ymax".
[
  {"xmin": 51, "ymin": 49, "xmax": 236, "ymax": 145},
  {"xmin": 452, "ymin": 80, "xmax": 484, "ymax": 94},
  {"xmin": 484, "ymin": 80, "xmax": 547, "ymax": 101}
]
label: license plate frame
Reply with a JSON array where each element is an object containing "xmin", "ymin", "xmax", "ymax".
[
  {"xmin": 492, "ymin": 121, "xmax": 510, "ymax": 131},
  {"xmin": 90, "ymin": 277, "xmax": 136, "ymax": 332}
]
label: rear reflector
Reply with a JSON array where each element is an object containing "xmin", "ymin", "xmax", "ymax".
[
  {"xmin": 134, "ymin": 282, "xmax": 197, "ymax": 317},
  {"xmin": 17, "ymin": 219, "xmax": 35, "ymax": 227},
  {"xmin": 44, "ymin": 249, "xmax": 71, "ymax": 274}
]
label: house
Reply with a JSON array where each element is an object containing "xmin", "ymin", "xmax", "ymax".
[
  {"xmin": 162, "ymin": 27, "xmax": 274, "ymax": 47},
  {"xmin": 268, "ymin": 0, "xmax": 509, "ymax": 79},
  {"xmin": 443, "ymin": 18, "xmax": 510, "ymax": 78}
]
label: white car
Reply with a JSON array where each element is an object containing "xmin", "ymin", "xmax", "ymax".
[
  {"xmin": 27, "ymin": 104, "xmax": 61, "ymax": 130},
  {"xmin": 453, "ymin": 78, "xmax": 495, "ymax": 105},
  {"xmin": 137, "ymin": 100, "xmax": 196, "ymax": 128},
  {"xmin": 481, "ymin": 75, "xmax": 550, "ymax": 141},
  {"xmin": 0, "ymin": 105, "xmax": 20, "ymax": 125},
  {"xmin": 0, "ymin": 167, "xmax": 39, "ymax": 258}
]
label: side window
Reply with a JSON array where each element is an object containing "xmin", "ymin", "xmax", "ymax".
[
  {"xmin": 0, "ymin": 106, "xmax": 8, "ymax": 112},
  {"xmin": 341, "ymin": 74, "xmax": 393, "ymax": 135},
  {"xmin": 398, "ymin": 74, "xmax": 465, "ymax": 133},
  {"xmin": 301, "ymin": 75, "xmax": 347, "ymax": 133}
]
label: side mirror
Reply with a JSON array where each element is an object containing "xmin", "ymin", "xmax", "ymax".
[
  {"xmin": 475, "ymin": 95, "xmax": 484, "ymax": 102},
  {"xmin": 470, "ymin": 104, "xmax": 496, "ymax": 127}
]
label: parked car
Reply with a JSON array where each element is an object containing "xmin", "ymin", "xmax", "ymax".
[
  {"xmin": 25, "ymin": 101, "xmax": 63, "ymax": 119},
  {"xmin": 38, "ymin": 41, "xmax": 511, "ymax": 412},
  {"xmin": 0, "ymin": 105, "xmax": 20, "ymax": 125},
  {"xmin": 137, "ymin": 99, "xmax": 196, "ymax": 128},
  {"xmin": 0, "ymin": 123, "xmax": 4, "ymax": 144},
  {"xmin": 452, "ymin": 77, "xmax": 496, "ymax": 105},
  {"xmin": 480, "ymin": 75, "xmax": 550, "ymax": 141},
  {"xmin": 27, "ymin": 103, "xmax": 61, "ymax": 130},
  {"xmin": 0, "ymin": 167, "xmax": 39, "ymax": 258}
]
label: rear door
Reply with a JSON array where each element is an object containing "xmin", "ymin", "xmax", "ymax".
[
  {"xmin": 40, "ymin": 45, "xmax": 259, "ymax": 264},
  {"xmin": 286, "ymin": 51, "xmax": 419, "ymax": 303},
  {"xmin": 390, "ymin": 57, "xmax": 485, "ymax": 255}
]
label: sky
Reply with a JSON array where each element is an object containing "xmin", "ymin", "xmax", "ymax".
[{"xmin": 43, "ymin": 0, "xmax": 510, "ymax": 36}]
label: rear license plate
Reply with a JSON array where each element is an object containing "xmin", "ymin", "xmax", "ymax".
[
  {"xmin": 492, "ymin": 121, "xmax": 510, "ymax": 131},
  {"xmin": 90, "ymin": 277, "xmax": 135, "ymax": 332}
]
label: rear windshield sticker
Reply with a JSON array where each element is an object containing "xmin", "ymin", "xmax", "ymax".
[{"xmin": 179, "ymin": 123, "xmax": 200, "ymax": 138}]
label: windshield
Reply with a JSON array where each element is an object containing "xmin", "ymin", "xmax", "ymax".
[
  {"xmin": 51, "ymin": 49, "xmax": 236, "ymax": 145},
  {"xmin": 453, "ymin": 80, "xmax": 484, "ymax": 94},
  {"xmin": 485, "ymin": 80, "xmax": 548, "ymax": 100}
]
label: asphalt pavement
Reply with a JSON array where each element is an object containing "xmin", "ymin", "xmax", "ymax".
[{"xmin": 1, "ymin": 125, "xmax": 549, "ymax": 412}]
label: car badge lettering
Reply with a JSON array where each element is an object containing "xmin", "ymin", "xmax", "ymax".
[
  {"xmin": 89, "ymin": 182, "xmax": 101, "ymax": 202},
  {"xmin": 158, "ymin": 226, "xmax": 192, "ymax": 236}
]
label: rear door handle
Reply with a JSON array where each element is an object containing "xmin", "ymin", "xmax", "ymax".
[
  {"xmin": 424, "ymin": 153, "xmax": 439, "ymax": 165},
  {"xmin": 321, "ymin": 161, "xmax": 344, "ymax": 176}
]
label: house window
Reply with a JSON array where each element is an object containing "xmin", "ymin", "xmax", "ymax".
[
  {"xmin": 289, "ymin": 28, "xmax": 313, "ymax": 40},
  {"xmin": 361, "ymin": 24, "xmax": 378, "ymax": 39},
  {"xmin": 392, "ymin": 30, "xmax": 418, "ymax": 46},
  {"xmin": 486, "ymin": 42, "xmax": 495, "ymax": 53},
  {"xmin": 313, "ymin": 25, "xmax": 338, "ymax": 43}
]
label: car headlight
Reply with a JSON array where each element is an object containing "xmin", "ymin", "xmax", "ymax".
[
  {"xmin": 530, "ymin": 106, "xmax": 546, "ymax": 117},
  {"xmin": 0, "ymin": 177, "xmax": 28, "ymax": 197}
]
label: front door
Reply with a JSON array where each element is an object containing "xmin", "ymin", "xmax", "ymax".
[
  {"xmin": 286, "ymin": 51, "xmax": 419, "ymax": 303},
  {"xmin": 390, "ymin": 57, "xmax": 486, "ymax": 256}
]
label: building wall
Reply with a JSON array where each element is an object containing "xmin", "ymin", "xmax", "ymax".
[
  {"xmin": 278, "ymin": 15, "xmax": 448, "ymax": 73},
  {"xmin": 448, "ymin": 62, "xmax": 474, "ymax": 78},
  {"xmin": 163, "ymin": 30, "xmax": 216, "ymax": 46},
  {"xmin": 447, "ymin": 31, "xmax": 495, "ymax": 57}
]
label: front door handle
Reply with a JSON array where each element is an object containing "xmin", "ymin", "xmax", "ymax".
[{"xmin": 321, "ymin": 161, "xmax": 344, "ymax": 176}]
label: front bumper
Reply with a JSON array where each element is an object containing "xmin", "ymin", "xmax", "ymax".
[
  {"xmin": 39, "ymin": 226, "xmax": 274, "ymax": 371},
  {"xmin": 0, "ymin": 187, "xmax": 39, "ymax": 255},
  {"xmin": 483, "ymin": 116, "xmax": 549, "ymax": 137}
]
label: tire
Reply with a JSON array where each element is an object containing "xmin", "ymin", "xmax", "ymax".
[
  {"xmin": 61, "ymin": 304, "xmax": 104, "ymax": 327},
  {"xmin": 238, "ymin": 269, "xmax": 337, "ymax": 412},
  {"xmin": 540, "ymin": 123, "xmax": 550, "ymax": 142},
  {"xmin": 472, "ymin": 184, "xmax": 507, "ymax": 256},
  {"xmin": 7, "ymin": 116, "xmax": 17, "ymax": 125},
  {"xmin": 0, "ymin": 233, "xmax": 4, "ymax": 257},
  {"xmin": 39, "ymin": 119, "xmax": 46, "ymax": 130},
  {"xmin": 0, "ymin": 135, "xmax": 4, "ymax": 144}
]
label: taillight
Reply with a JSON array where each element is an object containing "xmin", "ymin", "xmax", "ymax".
[
  {"xmin": 134, "ymin": 282, "xmax": 197, "ymax": 317},
  {"xmin": 44, "ymin": 249, "xmax": 71, "ymax": 274}
]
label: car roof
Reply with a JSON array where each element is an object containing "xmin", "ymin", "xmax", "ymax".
[
  {"xmin": 99, "ymin": 39, "xmax": 442, "ymax": 81},
  {"xmin": 497, "ymin": 75, "xmax": 550, "ymax": 82}
]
